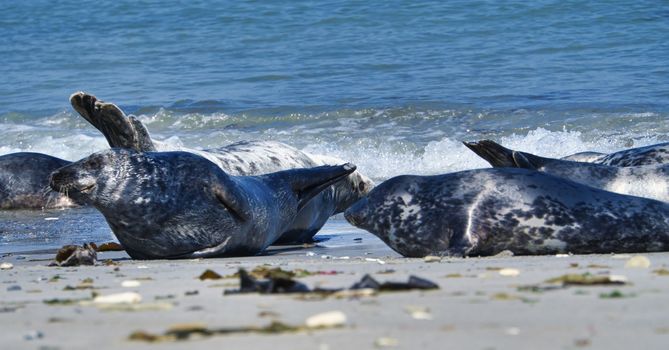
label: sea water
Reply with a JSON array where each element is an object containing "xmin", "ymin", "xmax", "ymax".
[{"xmin": 1, "ymin": 1, "xmax": 668, "ymax": 253}]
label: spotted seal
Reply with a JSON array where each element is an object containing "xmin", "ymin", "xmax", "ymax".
[
  {"xmin": 0, "ymin": 152, "xmax": 76, "ymax": 209},
  {"xmin": 464, "ymin": 140, "xmax": 669, "ymax": 202},
  {"xmin": 344, "ymin": 168, "xmax": 669, "ymax": 257},
  {"xmin": 561, "ymin": 142, "xmax": 669, "ymax": 166},
  {"xmin": 50, "ymin": 148, "xmax": 355, "ymax": 259},
  {"xmin": 560, "ymin": 151, "xmax": 606, "ymax": 163},
  {"xmin": 70, "ymin": 92, "xmax": 373, "ymax": 242}
]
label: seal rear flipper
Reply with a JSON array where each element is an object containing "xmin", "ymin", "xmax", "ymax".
[
  {"xmin": 129, "ymin": 116, "xmax": 157, "ymax": 151},
  {"xmin": 463, "ymin": 140, "xmax": 544, "ymax": 170},
  {"xmin": 70, "ymin": 92, "xmax": 155, "ymax": 152},
  {"xmin": 284, "ymin": 163, "xmax": 357, "ymax": 210}
]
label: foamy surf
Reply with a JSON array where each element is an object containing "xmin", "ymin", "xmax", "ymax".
[{"xmin": 1, "ymin": 107, "xmax": 668, "ymax": 181}]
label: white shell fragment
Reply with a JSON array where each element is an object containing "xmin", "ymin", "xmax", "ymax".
[
  {"xmin": 364, "ymin": 258, "xmax": 386, "ymax": 265},
  {"xmin": 93, "ymin": 292, "xmax": 142, "ymax": 304},
  {"xmin": 0, "ymin": 262, "xmax": 13, "ymax": 270},
  {"xmin": 498, "ymin": 268, "xmax": 520, "ymax": 277},
  {"xmin": 121, "ymin": 280, "xmax": 142, "ymax": 288},
  {"xmin": 624, "ymin": 255, "xmax": 651, "ymax": 269},
  {"xmin": 305, "ymin": 311, "xmax": 347, "ymax": 328}
]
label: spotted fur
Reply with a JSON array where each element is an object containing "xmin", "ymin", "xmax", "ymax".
[
  {"xmin": 345, "ymin": 168, "xmax": 669, "ymax": 257},
  {"xmin": 562, "ymin": 142, "xmax": 669, "ymax": 167}
]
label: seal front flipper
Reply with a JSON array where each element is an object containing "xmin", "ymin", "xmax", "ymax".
[
  {"xmin": 210, "ymin": 178, "xmax": 252, "ymax": 222},
  {"xmin": 464, "ymin": 140, "xmax": 544, "ymax": 170},
  {"xmin": 170, "ymin": 237, "xmax": 233, "ymax": 259},
  {"xmin": 69, "ymin": 92, "xmax": 156, "ymax": 152}
]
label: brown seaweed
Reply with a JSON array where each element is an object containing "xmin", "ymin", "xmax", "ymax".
[{"xmin": 53, "ymin": 244, "xmax": 97, "ymax": 266}]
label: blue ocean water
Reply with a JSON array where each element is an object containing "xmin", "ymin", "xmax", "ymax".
[{"xmin": 0, "ymin": 1, "xmax": 668, "ymax": 252}]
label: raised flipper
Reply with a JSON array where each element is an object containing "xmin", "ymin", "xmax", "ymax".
[
  {"xmin": 463, "ymin": 140, "xmax": 544, "ymax": 170},
  {"xmin": 70, "ymin": 92, "xmax": 156, "ymax": 152}
]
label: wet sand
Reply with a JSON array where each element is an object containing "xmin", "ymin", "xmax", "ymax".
[{"xmin": 2, "ymin": 221, "xmax": 669, "ymax": 350}]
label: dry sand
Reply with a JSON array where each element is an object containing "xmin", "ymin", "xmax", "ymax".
[{"xmin": 2, "ymin": 224, "xmax": 669, "ymax": 350}]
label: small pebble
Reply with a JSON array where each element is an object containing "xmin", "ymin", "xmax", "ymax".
[
  {"xmin": 7, "ymin": 285, "xmax": 21, "ymax": 292},
  {"xmin": 24, "ymin": 330, "xmax": 44, "ymax": 341},
  {"xmin": 375, "ymin": 337, "xmax": 399, "ymax": 347},
  {"xmin": 0, "ymin": 262, "xmax": 13, "ymax": 270},
  {"xmin": 423, "ymin": 256, "xmax": 441, "ymax": 263},
  {"xmin": 404, "ymin": 306, "xmax": 433, "ymax": 320}
]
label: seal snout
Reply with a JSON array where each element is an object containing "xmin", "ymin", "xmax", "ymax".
[
  {"xmin": 344, "ymin": 197, "xmax": 369, "ymax": 228},
  {"xmin": 49, "ymin": 167, "xmax": 96, "ymax": 195}
]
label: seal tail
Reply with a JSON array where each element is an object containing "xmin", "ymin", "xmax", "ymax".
[
  {"xmin": 69, "ymin": 92, "xmax": 156, "ymax": 152},
  {"xmin": 463, "ymin": 140, "xmax": 543, "ymax": 170}
]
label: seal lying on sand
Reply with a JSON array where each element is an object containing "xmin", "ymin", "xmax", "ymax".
[
  {"xmin": 561, "ymin": 142, "xmax": 669, "ymax": 166},
  {"xmin": 0, "ymin": 152, "xmax": 76, "ymax": 209},
  {"xmin": 50, "ymin": 149, "xmax": 355, "ymax": 259},
  {"xmin": 70, "ymin": 92, "xmax": 373, "ymax": 242},
  {"xmin": 464, "ymin": 140, "xmax": 669, "ymax": 202},
  {"xmin": 344, "ymin": 168, "xmax": 669, "ymax": 257}
]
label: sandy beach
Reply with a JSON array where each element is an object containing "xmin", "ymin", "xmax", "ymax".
[{"xmin": 2, "ymin": 218, "xmax": 669, "ymax": 350}]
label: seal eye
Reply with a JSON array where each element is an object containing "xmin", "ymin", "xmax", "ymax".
[{"xmin": 87, "ymin": 158, "xmax": 101, "ymax": 169}]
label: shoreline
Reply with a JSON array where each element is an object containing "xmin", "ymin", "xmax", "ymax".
[{"xmin": 2, "ymin": 238, "xmax": 669, "ymax": 349}]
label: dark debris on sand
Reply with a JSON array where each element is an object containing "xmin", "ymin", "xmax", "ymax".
[{"xmin": 224, "ymin": 268, "xmax": 439, "ymax": 296}]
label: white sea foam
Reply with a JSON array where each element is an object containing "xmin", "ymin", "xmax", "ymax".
[{"xmin": 2, "ymin": 109, "xmax": 668, "ymax": 183}]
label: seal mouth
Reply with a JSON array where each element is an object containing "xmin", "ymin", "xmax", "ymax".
[{"xmin": 78, "ymin": 183, "xmax": 96, "ymax": 193}]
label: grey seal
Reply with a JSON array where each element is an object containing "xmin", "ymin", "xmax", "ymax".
[
  {"xmin": 344, "ymin": 168, "xmax": 669, "ymax": 257},
  {"xmin": 0, "ymin": 152, "xmax": 76, "ymax": 209},
  {"xmin": 464, "ymin": 140, "xmax": 669, "ymax": 202},
  {"xmin": 561, "ymin": 142, "xmax": 669, "ymax": 166},
  {"xmin": 50, "ymin": 148, "xmax": 355, "ymax": 259},
  {"xmin": 69, "ymin": 92, "xmax": 373, "ymax": 243}
]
